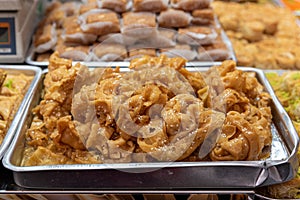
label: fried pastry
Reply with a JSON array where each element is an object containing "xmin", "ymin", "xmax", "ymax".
[
  {"xmin": 133, "ymin": 0, "xmax": 168, "ymax": 12},
  {"xmin": 160, "ymin": 44, "xmax": 197, "ymax": 60},
  {"xmin": 56, "ymin": 45, "xmax": 91, "ymax": 61},
  {"xmin": 158, "ymin": 9, "xmax": 191, "ymax": 28},
  {"xmin": 62, "ymin": 16, "xmax": 97, "ymax": 45},
  {"xmin": 177, "ymin": 26, "xmax": 217, "ymax": 45},
  {"xmin": 79, "ymin": 2, "xmax": 98, "ymax": 14},
  {"xmin": 36, "ymin": 52, "xmax": 52, "ymax": 62},
  {"xmin": 198, "ymin": 38, "xmax": 229, "ymax": 61},
  {"xmin": 98, "ymin": 0, "xmax": 130, "ymax": 13},
  {"xmin": 34, "ymin": 23, "xmax": 57, "ymax": 53},
  {"xmin": 92, "ymin": 43, "xmax": 127, "ymax": 61},
  {"xmin": 122, "ymin": 12, "xmax": 157, "ymax": 38},
  {"xmin": 191, "ymin": 8, "xmax": 214, "ymax": 25},
  {"xmin": 79, "ymin": 9, "xmax": 120, "ymax": 36},
  {"xmin": 171, "ymin": 0, "xmax": 210, "ymax": 11},
  {"xmin": 128, "ymin": 48, "xmax": 156, "ymax": 60}
]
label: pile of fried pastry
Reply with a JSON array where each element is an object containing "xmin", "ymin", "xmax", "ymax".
[
  {"xmin": 213, "ymin": 1, "xmax": 300, "ymax": 69},
  {"xmin": 21, "ymin": 53, "xmax": 272, "ymax": 166}
]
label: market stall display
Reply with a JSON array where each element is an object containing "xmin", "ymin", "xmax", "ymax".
[
  {"xmin": 26, "ymin": 0, "xmax": 235, "ymax": 66},
  {"xmin": 212, "ymin": 1, "xmax": 300, "ymax": 69}
]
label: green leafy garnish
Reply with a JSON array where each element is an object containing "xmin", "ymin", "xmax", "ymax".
[{"xmin": 4, "ymin": 79, "xmax": 13, "ymax": 89}]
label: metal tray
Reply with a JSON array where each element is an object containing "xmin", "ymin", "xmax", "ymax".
[
  {"xmin": 2, "ymin": 67, "xmax": 298, "ymax": 190},
  {"xmin": 0, "ymin": 65, "xmax": 42, "ymax": 160}
]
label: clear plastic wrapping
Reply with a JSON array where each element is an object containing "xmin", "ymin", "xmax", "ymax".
[
  {"xmin": 170, "ymin": 0, "xmax": 210, "ymax": 11},
  {"xmin": 157, "ymin": 9, "xmax": 192, "ymax": 28},
  {"xmin": 133, "ymin": 0, "xmax": 169, "ymax": 12},
  {"xmin": 78, "ymin": 9, "xmax": 120, "ymax": 36},
  {"xmin": 177, "ymin": 26, "xmax": 218, "ymax": 45},
  {"xmin": 98, "ymin": 0, "xmax": 132, "ymax": 13},
  {"xmin": 92, "ymin": 43, "xmax": 128, "ymax": 61},
  {"xmin": 34, "ymin": 24, "xmax": 57, "ymax": 53},
  {"xmin": 122, "ymin": 12, "xmax": 158, "ymax": 38}
]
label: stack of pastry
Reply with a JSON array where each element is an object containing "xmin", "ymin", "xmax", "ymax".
[
  {"xmin": 213, "ymin": 1, "xmax": 300, "ymax": 69},
  {"xmin": 33, "ymin": 0, "xmax": 233, "ymax": 62}
]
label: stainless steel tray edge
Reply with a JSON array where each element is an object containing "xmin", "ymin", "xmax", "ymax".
[
  {"xmin": 0, "ymin": 65, "xmax": 42, "ymax": 160},
  {"xmin": 2, "ymin": 66, "xmax": 298, "ymax": 190}
]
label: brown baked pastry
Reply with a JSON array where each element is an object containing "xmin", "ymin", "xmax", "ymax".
[
  {"xmin": 57, "ymin": 45, "xmax": 91, "ymax": 61},
  {"xmin": 34, "ymin": 24, "xmax": 54, "ymax": 47},
  {"xmin": 122, "ymin": 12, "xmax": 157, "ymax": 38},
  {"xmin": 171, "ymin": 0, "xmax": 210, "ymax": 11},
  {"xmin": 36, "ymin": 52, "xmax": 52, "ymax": 62},
  {"xmin": 128, "ymin": 48, "xmax": 157, "ymax": 59},
  {"xmin": 34, "ymin": 23, "xmax": 57, "ymax": 53},
  {"xmin": 79, "ymin": 10, "xmax": 120, "ymax": 36},
  {"xmin": 79, "ymin": 2, "xmax": 97, "ymax": 14},
  {"xmin": 160, "ymin": 44, "xmax": 197, "ymax": 60},
  {"xmin": 133, "ymin": 0, "xmax": 168, "ymax": 12},
  {"xmin": 98, "ymin": 0, "xmax": 129, "ymax": 13},
  {"xmin": 93, "ymin": 43, "xmax": 127, "ymax": 61},
  {"xmin": 177, "ymin": 26, "xmax": 217, "ymax": 45},
  {"xmin": 158, "ymin": 9, "xmax": 191, "ymax": 28},
  {"xmin": 191, "ymin": 8, "xmax": 214, "ymax": 25},
  {"xmin": 62, "ymin": 16, "xmax": 97, "ymax": 45},
  {"xmin": 197, "ymin": 38, "xmax": 229, "ymax": 61},
  {"xmin": 123, "ymin": 12, "xmax": 156, "ymax": 28}
]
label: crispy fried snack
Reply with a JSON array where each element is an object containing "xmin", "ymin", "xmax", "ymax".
[{"xmin": 22, "ymin": 54, "xmax": 272, "ymax": 166}]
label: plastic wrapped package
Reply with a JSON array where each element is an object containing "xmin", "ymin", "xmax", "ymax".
[
  {"xmin": 196, "ymin": 36, "xmax": 230, "ymax": 61},
  {"xmin": 44, "ymin": 8, "xmax": 65, "ymax": 28},
  {"xmin": 56, "ymin": 45, "xmax": 91, "ymax": 61},
  {"xmin": 126, "ymin": 29, "xmax": 176, "ymax": 50},
  {"xmin": 34, "ymin": 23, "xmax": 57, "ymax": 53},
  {"xmin": 133, "ymin": 0, "xmax": 169, "ymax": 12},
  {"xmin": 92, "ymin": 43, "xmax": 128, "ymax": 61},
  {"xmin": 170, "ymin": 0, "xmax": 210, "ymax": 11},
  {"xmin": 98, "ymin": 0, "xmax": 131, "ymax": 13},
  {"xmin": 197, "ymin": 46, "xmax": 229, "ymax": 61},
  {"xmin": 36, "ymin": 52, "xmax": 52, "ymax": 62},
  {"xmin": 191, "ymin": 8, "xmax": 214, "ymax": 25},
  {"xmin": 177, "ymin": 26, "xmax": 218, "ymax": 45},
  {"xmin": 122, "ymin": 12, "xmax": 157, "ymax": 38},
  {"xmin": 62, "ymin": 16, "xmax": 97, "ymax": 45},
  {"xmin": 59, "ymin": 2, "xmax": 80, "ymax": 17},
  {"xmin": 79, "ymin": 9, "xmax": 120, "ymax": 36},
  {"xmin": 45, "ymin": 1, "xmax": 62, "ymax": 16},
  {"xmin": 98, "ymin": 33, "xmax": 138, "ymax": 46},
  {"xmin": 127, "ymin": 48, "xmax": 157, "ymax": 60},
  {"xmin": 43, "ymin": 1, "xmax": 80, "ymax": 28},
  {"xmin": 79, "ymin": 1, "xmax": 98, "ymax": 14},
  {"xmin": 157, "ymin": 9, "xmax": 191, "ymax": 28},
  {"xmin": 159, "ymin": 44, "xmax": 198, "ymax": 60}
]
